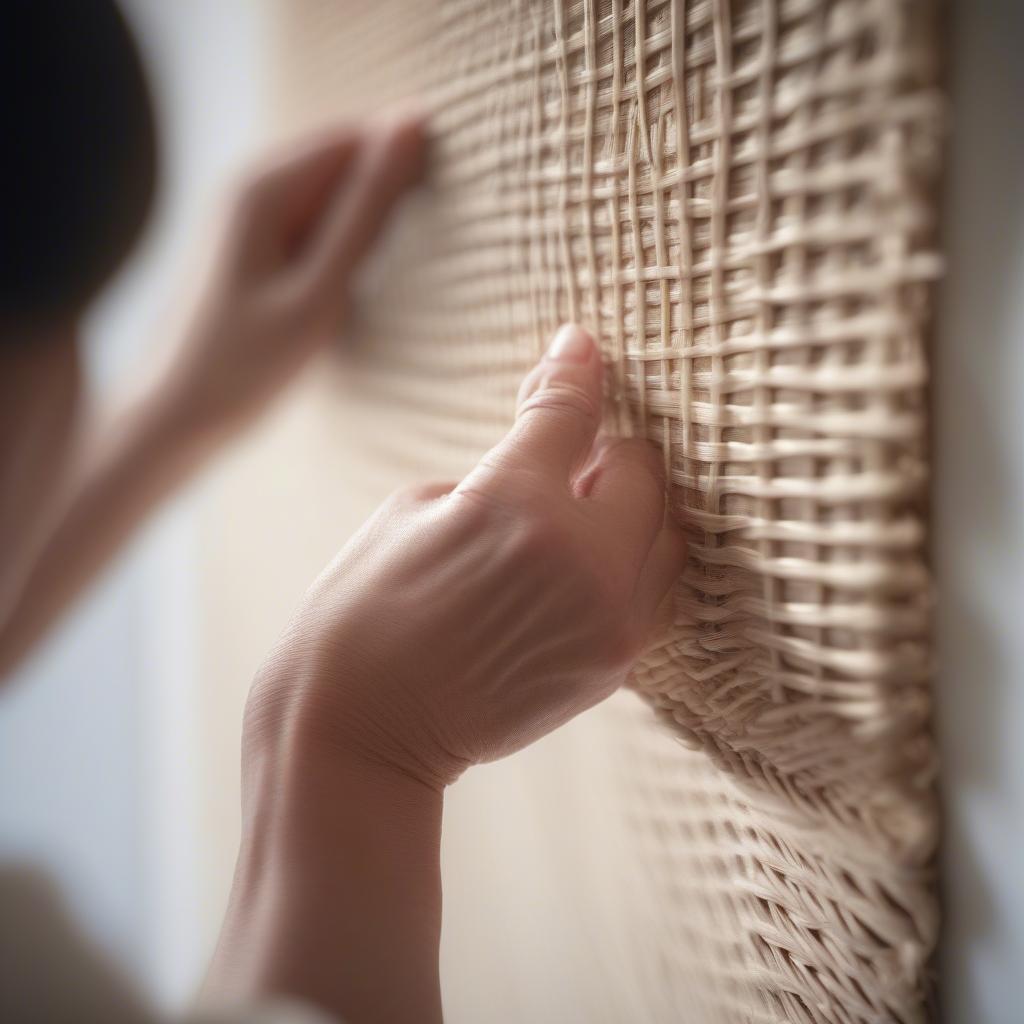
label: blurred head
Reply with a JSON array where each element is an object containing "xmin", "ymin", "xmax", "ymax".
[{"xmin": 0, "ymin": 1, "xmax": 156, "ymax": 575}]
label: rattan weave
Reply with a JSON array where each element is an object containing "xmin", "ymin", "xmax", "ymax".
[{"xmin": 275, "ymin": 1, "xmax": 943, "ymax": 1020}]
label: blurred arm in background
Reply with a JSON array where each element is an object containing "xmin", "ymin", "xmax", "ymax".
[{"xmin": 0, "ymin": 115, "xmax": 426, "ymax": 680}]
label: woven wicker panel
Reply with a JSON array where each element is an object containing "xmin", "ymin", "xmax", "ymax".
[{"xmin": 274, "ymin": 1, "xmax": 942, "ymax": 1020}]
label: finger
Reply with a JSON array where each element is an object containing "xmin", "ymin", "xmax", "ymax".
[
  {"xmin": 582, "ymin": 437, "xmax": 668, "ymax": 559},
  {"xmin": 631, "ymin": 525, "xmax": 688, "ymax": 632},
  {"xmin": 302, "ymin": 111, "xmax": 428, "ymax": 297},
  {"xmin": 257, "ymin": 127, "xmax": 361, "ymax": 188},
  {"xmin": 236, "ymin": 128, "xmax": 362, "ymax": 251},
  {"xmin": 458, "ymin": 325, "xmax": 603, "ymax": 496}
]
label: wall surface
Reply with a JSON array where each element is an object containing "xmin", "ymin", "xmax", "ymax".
[
  {"xmin": 0, "ymin": 0, "xmax": 270, "ymax": 1008},
  {"xmin": 933, "ymin": 2, "xmax": 1024, "ymax": 1021}
]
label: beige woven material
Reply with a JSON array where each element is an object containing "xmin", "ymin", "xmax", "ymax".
[{"xmin": 274, "ymin": 1, "xmax": 942, "ymax": 1020}]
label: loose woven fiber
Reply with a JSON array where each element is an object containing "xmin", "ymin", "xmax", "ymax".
[{"xmin": 274, "ymin": 1, "xmax": 943, "ymax": 1020}]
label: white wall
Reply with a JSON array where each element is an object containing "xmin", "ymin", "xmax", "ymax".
[
  {"xmin": 0, "ymin": 0, "xmax": 270, "ymax": 1009},
  {"xmin": 934, "ymin": 2, "xmax": 1024, "ymax": 1021}
]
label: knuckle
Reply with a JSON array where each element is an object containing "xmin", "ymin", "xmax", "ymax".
[
  {"xmin": 473, "ymin": 443, "xmax": 519, "ymax": 479},
  {"xmin": 497, "ymin": 499, "xmax": 574, "ymax": 568},
  {"xmin": 518, "ymin": 379, "xmax": 599, "ymax": 424},
  {"xmin": 450, "ymin": 484, "xmax": 509, "ymax": 532},
  {"xmin": 514, "ymin": 363, "xmax": 546, "ymax": 407},
  {"xmin": 383, "ymin": 483, "xmax": 427, "ymax": 512}
]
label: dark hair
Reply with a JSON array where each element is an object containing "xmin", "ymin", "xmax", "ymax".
[{"xmin": 0, "ymin": 1, "xmax": 158, "ymax": 331}]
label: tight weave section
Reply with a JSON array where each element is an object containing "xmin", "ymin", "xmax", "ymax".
[{"xmin": 276, "ymin": 1, "xmax": 942, "ymax": 1020}]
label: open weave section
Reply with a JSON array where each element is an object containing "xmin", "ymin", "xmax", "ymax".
[{"xmin": 275, "ymin": 1, "xmax": 942, "ymax": 1020}]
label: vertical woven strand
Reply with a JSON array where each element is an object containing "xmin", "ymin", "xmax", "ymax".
[
  {"xmin": 650, "ymin": 36, "xmax": 673, "ymax": 486},
  {"xmin": 751, "ymin": 2, "xmax": 782, "ymax": 694},
  {"xmin": 608, "ymin": 0, "xmax": 629, "ymax": 432},
  {"xmin": 670, "ymin": 1, "xmax": 696, "ymax": 519},
  {"xmin": 707, "ymin": 0, "xmax": 733, "ymax": 672},
  {"xmin": 527, "ymin": 3, "xmax": 547, "ymax": 358},
  {"xmin": 554, "ymin": 0, "xmax": 580, "ymax": 326},
  {"xmin": 541, "ymin": 8, "xmax": 563, "ymax": 339},
  {"xmin": 627, "ymin": 0, "xmax": 649, "ymax": 440},
  {"xmin": 581, "ymin": 2, "xmax": 603, "ymax": 337}
]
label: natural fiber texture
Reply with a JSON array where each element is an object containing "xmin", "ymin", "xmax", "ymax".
[{"xmin": 275, "ymin": 1, "xmax": 943, "ymax": 1020}]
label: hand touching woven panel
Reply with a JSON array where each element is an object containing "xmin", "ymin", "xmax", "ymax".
[
  {"xmin": 244, "ymin": 326, "xmax": 685, "ymax": 791},
  {"xmin": 270, "ymin": 1, "xmax": 943, "ymax": 1021}
]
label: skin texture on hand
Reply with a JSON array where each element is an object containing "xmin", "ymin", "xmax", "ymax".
[
  {"xmin": 248, "ymin": 324, "xmax": 686, "ymax": 789},
  {"xmin": 207, "ymin": 325, "xmax": 687, "ymax": 1023},
  {"xmin": 0, "ymin": 115, "xmax": 427, "ymax": 680}
]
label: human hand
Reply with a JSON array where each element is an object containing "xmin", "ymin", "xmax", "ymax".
[
  {"xmin": 157, "ymin": 112, "xmax": 426, "ymax": 440},
  {"xmin": 245, "ymin": 323, "xmax": 687, "ymax": 791},
  {"xmin": 208, "ymin": 324, "xmax": 686, "ymax": 1022}
]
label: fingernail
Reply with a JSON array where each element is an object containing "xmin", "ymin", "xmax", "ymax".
[{"xmin": 547, "ymin": 324, "xmax": 594, "ymax": 363}]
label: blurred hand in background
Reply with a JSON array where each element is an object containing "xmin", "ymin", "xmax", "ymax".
[
  {"xmin": 159, "ymin": 112, "xmax": 427, "ymax": 441},
  {"xmin": 0, "ymin": 113, "xmax": 426, "ymax": 679}
]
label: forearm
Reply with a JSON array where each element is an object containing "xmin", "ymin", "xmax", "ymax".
[
  {"xmin": 0, "ymin": 116, "xmax": 429, "ymax": 680},
  {"xmin": 207, "ymin": 737, "xmax": 445, "ymax": 1024},
  {"xmin": 0, "ymin": 376, "xmax": 212, "ymax": 677}
]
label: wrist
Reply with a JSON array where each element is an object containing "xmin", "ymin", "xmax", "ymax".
[
  {"xmin": 212, "ymin": 718, "xmax": 445, "ymax": 1020},
  {"xmin": 246, "ymin": 636, "xmax": 473, "ymax": 797},
  {"xmin": 238, "ymin": 713, "xmax": 445, "ymax": 868}
]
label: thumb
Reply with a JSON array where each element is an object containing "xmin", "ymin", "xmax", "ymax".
[
  {"xmin": 511, "ymin": 324, "xmax": 606, "ymax": 476},
  {"xmin": 457, "ymin": 324, "xmax": 604, "ymax": 495}
]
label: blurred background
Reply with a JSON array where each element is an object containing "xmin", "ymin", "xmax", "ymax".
[
  {"xmin": 0, "ymin": 1, "xmax": 1021, "ymax": 1021},
  {"xmin": 0, "ymin": 0, "xmax": 270, "ymax": 1008}
]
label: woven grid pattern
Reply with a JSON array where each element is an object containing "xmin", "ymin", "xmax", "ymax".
[{"xmin": 276, "ymin": 1, "xmax": 942, "ymax": 1020}]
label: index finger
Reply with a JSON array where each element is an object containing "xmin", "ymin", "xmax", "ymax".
[
  {"xmin": 302, "ymin": 110, "xmax": 428, "ymax": 298},
  {"xmin": 234, "ymin": 127, "xmax": 362, "ymax": 251}
]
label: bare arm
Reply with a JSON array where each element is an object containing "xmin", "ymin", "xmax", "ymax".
[
  {"xmin": 205, "ymin": 326, "xmax": 687, "ymax": 1022},
  {"xmin": 0, "ymin": 115, "xmax": 426, "ymax": 678},
  {"xmin": 0, "ymin": 379, "xmax": 204, "ymax": 679},
  {"xmin": 210, "ymin": 743, "xmax": 445, "ymax": 1023}
]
